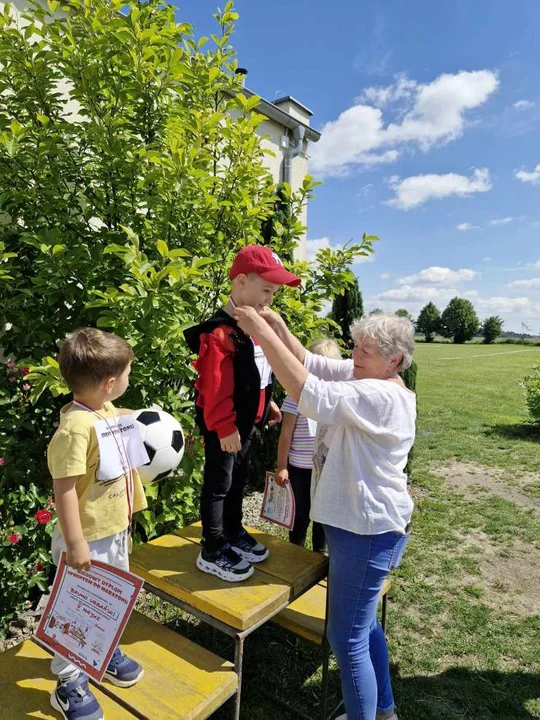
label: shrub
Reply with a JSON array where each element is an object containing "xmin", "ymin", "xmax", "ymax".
[
  {"xmin": 0, "ymin": 0, "xmax": 376, "ymax": 633},
  {"xmin": 521, "ymin": 364, "xmax": 540, "ymax": 426}
]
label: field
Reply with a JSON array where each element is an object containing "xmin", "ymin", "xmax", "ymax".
[{"xmin": 141, "ymin": 343, "xmax": 540, "ymax": 719}]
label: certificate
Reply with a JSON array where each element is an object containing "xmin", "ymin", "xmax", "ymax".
[
  {"xmin": 260, "ymin": 471, "xmax": 296, "ymax": 530},
  {"xmin": 36, "ymin": 554, "xmax": 143, "ymax": 682}
]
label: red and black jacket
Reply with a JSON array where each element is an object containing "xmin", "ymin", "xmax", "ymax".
[{"xmin": 184, "ymin": 310, "xmax": 274, "ymax": 441}]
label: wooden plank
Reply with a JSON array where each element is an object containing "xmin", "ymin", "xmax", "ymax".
[
  {"xmin": 0, "ymin": 639, "xmax": 135, "ymax": 719},
  {"xmin": 272, "ymin": 577, "xmax": 392, "ymax": 645},
  {"xmin": 130, "ymin": 533, "xmax": 290, "ymax": 631},
  {"xmin": 175, "ymin": 522, "xmax": 328, "ymax": 599},
  {"xmin": 104, "ymin": 610, "xmax": 237, "ymax": 720},
  {"xmin": 272, "ymin": 580, "xmax": 327, "ymax": 645}
]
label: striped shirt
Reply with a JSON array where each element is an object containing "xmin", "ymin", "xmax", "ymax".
[{"xmin": 281, "ymin": 396, "xmax": 317, "ymax": 470}]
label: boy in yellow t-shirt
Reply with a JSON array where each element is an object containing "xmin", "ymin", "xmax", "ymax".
[{"xmin": 47, "ymin": 328, "xmax": 147, "ymax": 720}]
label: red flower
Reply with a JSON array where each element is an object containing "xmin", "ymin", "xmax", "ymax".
[
  {"xmin": 35, "ymin": 509, "xmax": 52, "ymax": 525},
  {"xmin": 0, "ymin": 457, "xmax": 6, "ymax": 466},
  {"xmin": 9, "ymin": 532, "xmax": 21, "ymax": 545},
  {"xmin": 6, "ymin": 359, "xmax": 15, "ymax": 369},
  {"xmin": 22, "ymin": 383, "xmax": 31, "ymax": 391},
  {"xmin": 32, "ymin": 562, "xmax": 45, "ymax": 574},
  {"xmin": 21, "ymin": 367, "xmax": 30, "ymax": 376}
]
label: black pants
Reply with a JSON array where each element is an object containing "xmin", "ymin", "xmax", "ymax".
[
  {"xmin": 200, "ymin": 430, "xmax": 254, "ymax": 553},
  {"xmin": 288, "ymin": 463, "xmax": 326, "ymax": 553}
]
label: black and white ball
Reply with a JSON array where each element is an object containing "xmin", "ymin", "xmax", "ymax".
[{"xmin": 132, "ymin": 409, "xmax": 185, "ymax": 484}]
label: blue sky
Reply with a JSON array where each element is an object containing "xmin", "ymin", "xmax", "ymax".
[{"xmin": 178, "ymin": 0, "xmax": 540, "ymax": 332}]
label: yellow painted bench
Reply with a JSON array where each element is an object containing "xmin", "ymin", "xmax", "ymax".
[
  {"xmin": 272, "ymin": 576, "xmax": 392, "ymax": 644},
  {"xmin": 1, "ymin": 611, "xmax": 237, "ymax": 720}
]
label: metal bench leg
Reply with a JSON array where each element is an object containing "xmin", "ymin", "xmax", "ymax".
[
  {"xmin": 233, "ymin": 635, "xmax": 244, "ymax": 720},
  {"xmin": 320, "ymin": 636, "xmax": 330, "ymax": 720},
  {"xmin": 381, "ymin": 590, "xmax": 388, "ymax": 635}
]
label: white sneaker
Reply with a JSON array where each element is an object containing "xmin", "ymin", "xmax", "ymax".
[{"xmin": 196, "ymin": 545, "xmax": 254, "ymax": 582}]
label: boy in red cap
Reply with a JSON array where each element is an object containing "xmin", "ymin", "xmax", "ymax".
[{"xmin": 184, "ymin": 245, "xmax": 301, "ymax": 581}]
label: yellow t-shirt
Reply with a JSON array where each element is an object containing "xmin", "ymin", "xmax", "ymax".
[{"xmin": 48, "ymin": 401, "xmax": 148, "ymax": 543}]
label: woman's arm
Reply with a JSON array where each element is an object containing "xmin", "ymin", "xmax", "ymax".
[
  {"xmin": 259, "ymin": 309, "xmax": 306, "ymax": 363},
  {"xmin": 236, "ymin": 309, "xmax": 309, "ymax": 402}
]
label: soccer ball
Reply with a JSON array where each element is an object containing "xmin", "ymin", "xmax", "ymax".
[{"xmin": 132, "ymin": 409, "xmax": 185, "ymax": 484}]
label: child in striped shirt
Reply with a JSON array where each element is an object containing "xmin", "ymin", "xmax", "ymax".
[{"xmin": 276, "ymin": 338, "xmax": 342, "ymax": 552}]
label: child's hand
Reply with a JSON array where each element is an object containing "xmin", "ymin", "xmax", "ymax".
[
  {"xmin": 66, "ymin": 539, "xmax": 91, "ymax": 572},
  {"xmin": 267, "ymin": 400, "xmax": 282, "ymax": 426},
  {"xmin": 220, "ymin": 431, "xmax": 242, "ymax": 453},
  {"xmin": 275, "ymin": 468, "xmax": 289, "ymax": 487}
]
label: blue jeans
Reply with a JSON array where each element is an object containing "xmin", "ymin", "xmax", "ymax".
[{"xmin": 324, "ymin": 524, "xmax": 409, "ymax": 720}]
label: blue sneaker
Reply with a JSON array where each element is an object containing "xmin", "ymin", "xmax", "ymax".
[
  {"xmin": 230, "ymin": 529, "xmax": 269, "ymax": 563},
  {"xmin": 50, "ymin": 673, "xmax": 103, "ymax": 720},
  {"xmin": 104, "ymin": 647, "xmax": 144, "ymax": 687}
]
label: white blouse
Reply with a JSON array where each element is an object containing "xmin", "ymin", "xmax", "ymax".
[{"xmin": 298, "ymin": 351, "xmax": 416, "ymax": 536}]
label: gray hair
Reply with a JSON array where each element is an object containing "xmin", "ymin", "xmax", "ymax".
[{"xmin": 350, "ymin": 313, "xmax": 415, "ymax": 371}]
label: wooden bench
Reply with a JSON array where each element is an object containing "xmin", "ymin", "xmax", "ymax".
[
  {"xmin": 130, "ymin": 522, "xmax": 328, "ymax": 720},
  {"xmin": 273, "ymin": 576, "xmax": 392, "ymax": 643},
  {"xmin": 1, "ymin": 610, "xmax": 237, "ymax": 720},
  {"xmin": 270, "ymin": 577, "xmax": 392, "ymax": 720}
]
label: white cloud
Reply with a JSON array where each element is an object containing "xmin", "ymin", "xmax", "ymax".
[
  {"xmin": 476, "ymin": 296, "xmax": 537, "ymax": 314},
  {"xmin": 489, "ymin": 216, "xmax": 513, "ymax": 225},
  {"xmin": 506, "ymin": 277, "xmax": 540, "ymax": 289},
  {"xmin": 359, "ymin": 73, "xmax": 418, "ymax": 108},
  {"xmin": 398, "ymin": 266, "xmax": 479, "ymax": 285},
  {"xmin": 376, "ymin": 284, "xmax": 459, "ymax": 302},
  {"xmin": 515, "ymin": 164, "xmax": 540, "ymax": 185},
  {"xmin": 311, "ymin": 70, "xmax": 499, "ymax": 176},
  {"xmin": 378, "ymin": 272, "xmax": 392, "ymax": 280},
  {"xmin": 457, "ymin": 222, "xmax": 480, "ymax": 231},
  {"xmin": 513, "ymin": 100, "xmax": 535, "ymax": 110},
  {"xmin": 388, "ymin": 168, "xmax": 491, "ymax": 210},
  {"xmin": 305, "ymin": 237, "xmax": 374, "ymax": 265},
  {"xmin": 357, "ymin": 183, "xmax": 374, "ymax": 197}
]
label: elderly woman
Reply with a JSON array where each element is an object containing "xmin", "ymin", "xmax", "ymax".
[{"xmin": 233, "ymin": 307, "xmax": 416, "ymax": 720}]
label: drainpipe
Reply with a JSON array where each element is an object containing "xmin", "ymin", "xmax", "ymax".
[{"xmin": 282, "ymin": 125, "xmax": 305, "ymax": 185}]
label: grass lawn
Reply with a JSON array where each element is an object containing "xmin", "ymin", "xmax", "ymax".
[{"xmin": 141, "ymin": 343, "xmax": 540, "ymax": 719}]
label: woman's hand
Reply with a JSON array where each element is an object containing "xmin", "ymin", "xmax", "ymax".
[
  {"xmin": 233, "ymin": 306, "xmax": 267, "ymax": 337},
  {"xmin": 259, "ymin": 308, "xmax": 286, "ymax": 333}
]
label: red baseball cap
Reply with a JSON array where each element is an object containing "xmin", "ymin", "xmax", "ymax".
[{"xmin": 229, "ymin": 245, "xmax": 301, "ymax": 287}]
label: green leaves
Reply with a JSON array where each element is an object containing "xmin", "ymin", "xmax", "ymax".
[{"xmin": 0, "ymin": 0, "xmax": 381, "ymax": 633}]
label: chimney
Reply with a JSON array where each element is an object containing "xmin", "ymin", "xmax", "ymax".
[{"xmin": 235, "ymin": 67, "xmax": 248, "ymax": 87}]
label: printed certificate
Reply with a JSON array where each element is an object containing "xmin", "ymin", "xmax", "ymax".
[
  {"xmin": 260, "ymin": 471, "xmax": 296, "ymax": 530},
  {"xmin": 36, "ymin": 554, "xmax": 143, "ymax": 682}
]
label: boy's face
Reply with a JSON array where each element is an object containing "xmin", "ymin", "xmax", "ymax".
[
  {"xmin": 105, "ymin": 362, "xmax": 132, "ymax": 401},
  {"xmin": 235, "ymin": 273, "xmax": 280, "ymax": 312}
]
